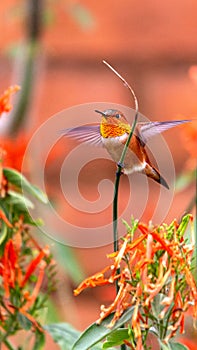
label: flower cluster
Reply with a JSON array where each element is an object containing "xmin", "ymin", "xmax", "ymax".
[
  {"xmin": 0, "ymin": 217, "xmax": 54, "ymax": 333},
  {"xmin": 74, "ymin": 215, "xmax": 197, "ymax": 349},
  {"xmin": 0, "ymin": 86, "xmax": 56, "ymax": 348}
]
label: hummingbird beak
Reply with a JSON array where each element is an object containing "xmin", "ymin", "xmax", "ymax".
[{"xmin": 95, "ymin": 110, "xmax": 106, "ymax": 118}]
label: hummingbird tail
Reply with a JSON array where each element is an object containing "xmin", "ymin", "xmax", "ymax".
[{"xmin": 144, "ymin": 164, "xmax": 169, "ymax": 189}]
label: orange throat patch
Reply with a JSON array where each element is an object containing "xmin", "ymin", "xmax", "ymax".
[{"xmin": 100, "ymin": 121, "xmax": 131, "ymax": 138}]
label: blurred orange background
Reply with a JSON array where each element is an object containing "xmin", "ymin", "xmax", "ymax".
[{"xmin": 0, "ymin": 1, "xmax": 197, "ymax": 349}]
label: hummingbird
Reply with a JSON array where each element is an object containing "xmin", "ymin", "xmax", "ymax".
[{"xmin": 62, "ymin": 109, "xmax": 190, "ymax": 189}]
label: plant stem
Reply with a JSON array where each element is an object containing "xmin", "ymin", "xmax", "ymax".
[
  {"xmin": 112, "ymin": 112, "xmax": 139, "ymax": 350},
  {"xmin": 113, "ymin": 110, "xmax": 139, "ymax": 258},
  {"xmin": 9, "ymin": 0, "xmax": 43, "ymax": 136},
  {"xmin": 3, "ymin": 339, "xmax": 16, "ymax": 350}
]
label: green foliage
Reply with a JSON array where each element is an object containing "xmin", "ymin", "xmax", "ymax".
[
  {"xmin": 3, "ymin": 168, "xmax": 48, "ymax": 204},
  {"xmin": 0, "ymin": 166, "xmax": 55, "ymax": 350},
  {"xmin": 55, "ymin": 243, "xmax": 85, "ymax": 284},
  {"xmin": 72, "ymin": 307, "xmax": 134, "ymax": 350},
  {"xmin": 102, "ymin": 328, "xmax": 130, "ymax": 348},
  {"xmin": 70, "ymin": 214, "xmax": 196, "ymax": 350},
  {"xmin": 160, "ymin": 340, "xmax": 189, "ymax": 350},
  {"xmin": 45, "ymin": 323, "xmax": 81, "ymax": 350},
  {"xmin": 45, "ymin": 323, "xmax": 114, "ymax": 350},
  {"xmin": 0, "ymin": 168, "xmax": 47, "ymax": 227}
]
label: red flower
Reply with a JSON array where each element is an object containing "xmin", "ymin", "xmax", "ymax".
[
  {"xmin": 0, "ymin": 85, "xmax": 20, "ymax": 116},
  {"xmin": 0, "ymin": 218, "xmax": 52, "ymax": 331},
  {"xmin": 74, "ymin": 215, "xmax": 197, "ymax": 348}
]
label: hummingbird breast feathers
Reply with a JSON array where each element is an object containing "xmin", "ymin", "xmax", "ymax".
[{"xmin": 101, "ymin": 133, "xmax": 147, "ymax": 174}]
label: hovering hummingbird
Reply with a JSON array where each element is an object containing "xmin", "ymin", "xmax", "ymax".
[{"xmin": 62, "ymin": 109, "xmax": 190, "ymax": 189}]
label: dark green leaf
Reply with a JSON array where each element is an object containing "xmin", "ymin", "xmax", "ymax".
[
  {"xmin": 17, "ymin": 312, "xmax": 32, "ymax": 330},
  {"xmin": 103, "ymin": 328, "xmax": 130, "ymax": 348},
  {"xmin": 72, "ymin": 306, "xmax": 134, "ymax": 350},
  {"xmin": 33, "ymin": 329, "xmax": 45, "ymax": 350},
  {"xmin": 3, "ymin": 168, "xmax": 48, "ymax": 204}
]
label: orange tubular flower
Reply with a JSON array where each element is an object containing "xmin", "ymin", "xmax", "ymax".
[
  {"xmin": 1, "ymin": 240, "xmax": 18, "ymax": 298},
  {"xmin": 20, "ymin": 247, "xmax": 49, "ymax": 288},
  {"xmin": 0, "ymin": 218, "xmax": 53, "ymax": 332},
  {"xmin": 74, "ymin": 266, "xmax": 113, "ymax": 296},
  {"xmin": 74, "ymin": 215, "xmax": 197, "ymax": 347},
  {"xmin": 0, "ymin": 85, "xmax": 20, "ymax": 116}
]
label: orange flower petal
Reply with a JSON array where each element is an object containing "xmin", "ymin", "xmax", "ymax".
[
  {"xmin": 0, "ymin": 85, "xmax": 20, "ymax": 116},
  {"xmin": 20, "ymin": 248, "xmax": 48, "ymax": 287},
  {"xmin": 22, "ymin": 261, "xmax": 46, "ymax": 311}
]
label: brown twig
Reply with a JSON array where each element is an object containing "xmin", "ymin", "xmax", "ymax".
[{"xmin": 103, "ymin": 60, "xmax": 138, "ymax": 113}]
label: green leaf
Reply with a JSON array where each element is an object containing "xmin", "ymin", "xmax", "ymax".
[
  {"xmin": 152, "ymin": 294, "xmax": 166, "ymax": 318},
  {"xmin": 168, "ymin": 342, "xmax": 189, "ymax": 350},
  {"xmin": 160, "ymin": 340, "xmax": 189, "ymax": 350},
  {"xmin": 0, "ymin": 204, "xmax": 11, "ymax": 245},
  {"xmin": 0, "ymin": 220, "xmax": 8, "ymax": 245},
  {"xmin": 102, "ymin": 342, "xmax": 118, "ymax": 349},
  {"xmin": 33, "ymin": 329, "xmax": 45, "ymax": 350},
  {"xmin": 3, "ymin": 168, "xmax": 48, "ymax": 204},
  {"xmin": 122, "ymin": 217, "xmax": 138, "ymax": 236},
  {"xmin": 72, "ymin": 306, "xmax": 134, "ymax": 350},
  {"xmin": 103, "ymin": 328, "xmax": 130, "ymax": 348},
  {"xmin": 45, "ymin": 323, "xmax": 81, "ymax": 350},
  {"xmin": 7, "ymin": 190, "xmax": 34, "ymax": 209},
  {"xmin": 45, "ymin": 323, "xmax": 105, "ymax": 350},
  {"xmin": 55, "ymin": 243, "xmax": 85, "ymax": 284},
  {"xmin": 17, "ymin": 312, "xmax": 32, "ymax": 330},
  {"xmin": 159, "ymin": 341, "xmax": 171, "ymax": 350},
  {"xmin": 176, "ymin": 214, "xmax": 191, "ymax": 238}
]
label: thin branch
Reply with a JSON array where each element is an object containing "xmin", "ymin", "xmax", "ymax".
[
  {"xmin": 103, "ymin": 60, "xmax": 139, "ymax": 113},
  {"xmin": 3, "ymin": 339, "xmax": 16, "ymax": 350}
]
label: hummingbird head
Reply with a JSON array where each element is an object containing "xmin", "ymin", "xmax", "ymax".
[{"xmin": 95, "ymin": 109, "xmax": 130, "ymax": 137}]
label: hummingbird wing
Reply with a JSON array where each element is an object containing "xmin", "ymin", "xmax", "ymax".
[
  {"xmin": 60, "ymin": 125, "xmax": 103, "ymax": 146},
  {"xmin": 138, "ymin": 120, "xmax": 190, "ymax": 146}
]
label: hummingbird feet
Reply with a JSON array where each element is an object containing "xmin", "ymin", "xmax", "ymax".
[{"xmin": 116, "ymin": 162, "xmax": 124, "ymax": 175}]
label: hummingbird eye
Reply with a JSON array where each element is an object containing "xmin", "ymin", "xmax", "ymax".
[{"xmin": 115, "ymin": 113, "xmax": 121, "ymax": 119}]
